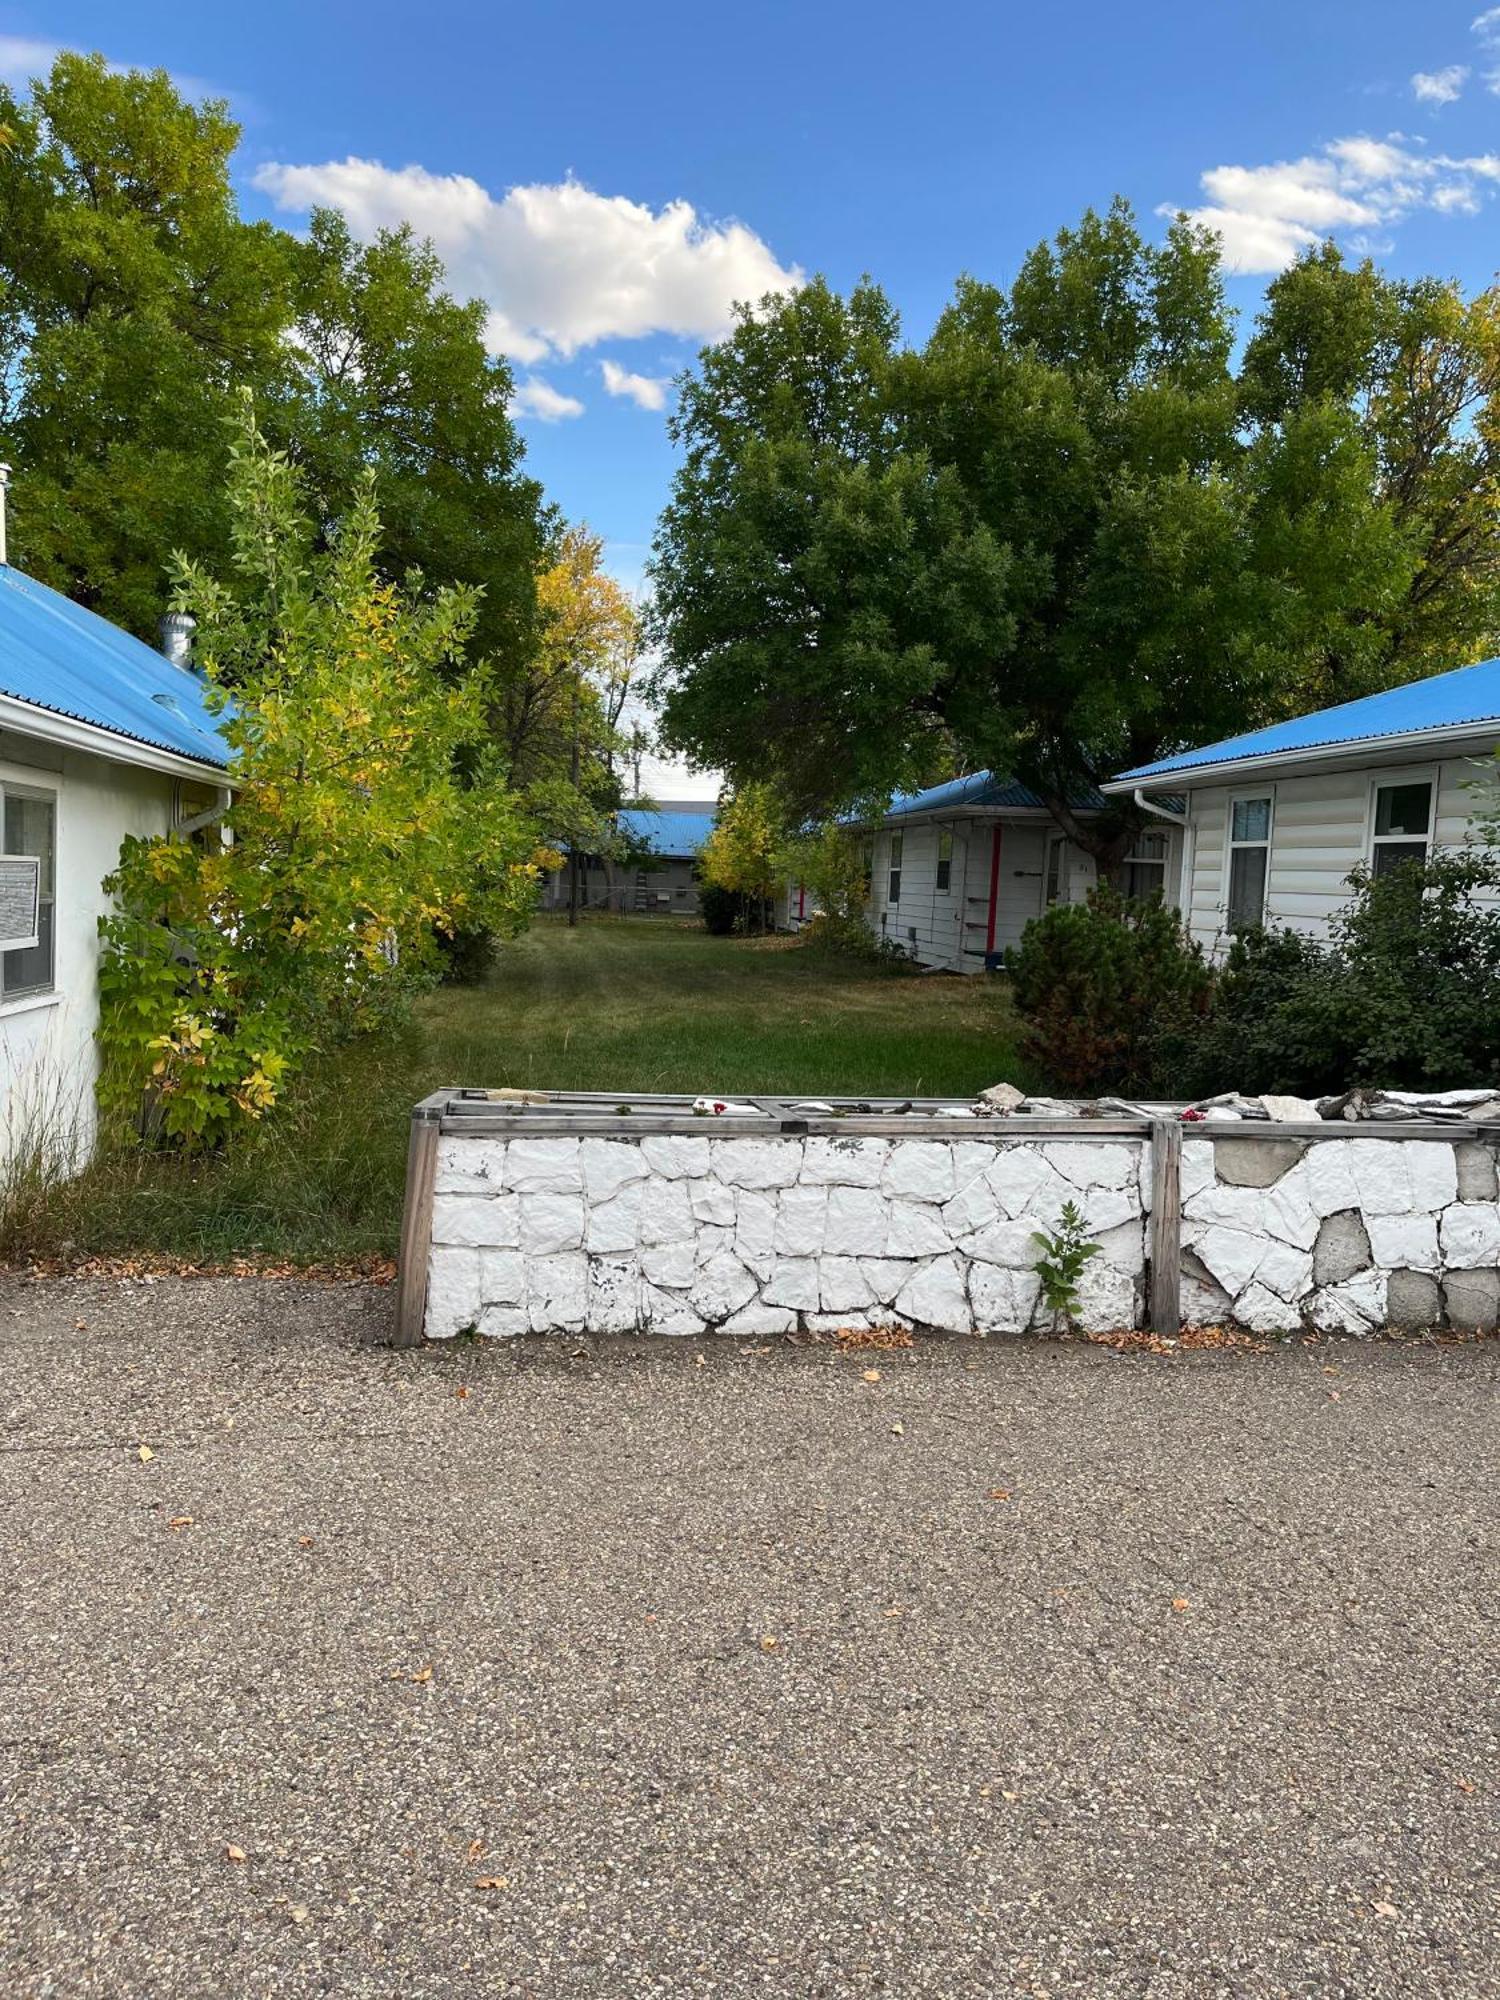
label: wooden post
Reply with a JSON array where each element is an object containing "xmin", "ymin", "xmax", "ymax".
[
  {"xmin": 1147, "ymin": 1117, "xmax": 1182, "ymax": 1336},
  {"xmin": 390, "ymin": 1096, "xmax": 445, "ymax": 1347}
]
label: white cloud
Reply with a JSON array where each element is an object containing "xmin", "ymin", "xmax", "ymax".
[
  {"xmin": 508, "ymin": 376, "xmax": 584, "ymax": 422},
  {"xmin": 601, "ymin": 359, "xmax": 670, "ymax": 412},
  {"xmin": 1412, "ymin": 65, "xmax": 1469, "ymax": 104},
  {"xmin": 253, "ymin": 159, "xmax": 802, "ymax": 366},
  {"xmin": 1164, "ymin": 133, "xmax": 1500, "ymax": 273},
  {"xmin": 0, "ymin": 32, "xmax": 229, "ymax": 101},
  {"xmin": 1475, "ymin": 8, "xmax": 1500, "ymax": 49}
]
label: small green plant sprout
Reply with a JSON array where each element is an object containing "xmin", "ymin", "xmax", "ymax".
[{"xmin": 1030, "ymin": 1200, "xmax": 1101, "ymax": 1330}]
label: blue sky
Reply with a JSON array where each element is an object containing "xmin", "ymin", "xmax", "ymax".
[{"xmin": 5, "ymin": 3, "xmax": 1500, "ymax": 793}]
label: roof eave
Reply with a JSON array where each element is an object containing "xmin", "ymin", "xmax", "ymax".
[
  {"xmin": 0, "ymin": 690, "xmax": 230, "ymax": 782},
  {"xmin": 1105, "ymin": 716, "xmax": 1500, "ymax": 794}
]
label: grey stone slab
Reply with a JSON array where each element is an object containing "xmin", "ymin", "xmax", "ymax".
[
  {"xmin": 1313, "ymin": 1208, "xmax": 1372, "ymax": 1287},
  {"xmin": 1213, "ymin": 1137, "xmax": 1305, "ymax": 1188},
  {"xmin": 1455, "ymin": 1142, "xmax": 1500, "ymax": 1203},
  {"xmin": 1443, "ymin": 1266, "xmax": 1500, "ymax": 1334},
  {"xmin": 1386, "ymin": 1268, "xmax": 1442, "ymax": 1330}
]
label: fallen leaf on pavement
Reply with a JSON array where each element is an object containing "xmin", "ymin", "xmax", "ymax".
[
  {"xmin": 225, "ymin": 1844, "xmax": 246, "ymax": 1864},
  {"xmin": 411, "ymin": 1664, "xmax": 434, "ymax": 1684},
  {"xmin": 1371, "ymin": 1901, "xmax": 1398, "ymax": 1919},
  {"xmin": 1171, "ymin": 1597, "xmax": 1190, "ymax": 1612},
  {"xmin": 759, "ymin": 1634, "xmax": 779, "ymax": 1652},
  {"xmin": 862, "ymin": 1368, "xmax": 881, "ymax": 1383},
  {"xmin": 474, "ymin": 1876, "xmax": 509, "ymax": 1891},
  {"xmin": 137, "ymin": 1445, "xmax": 155, "ymax": 1463},
  {"xmin": 297, "ymin": 1536, "xmax": 315, "ymax": 1549},
  {"xmin": 1457, "ymin": 1776, "xmax": 1477, "ymax": 1795},
  {"xmin": 987, "ymin": 1488, "xmax": 1011, "ymax": 1501},
  {"xmin": 290, "ymin": 1905, "xmax": 309, "ymax": 1924},
  {"xmin": 468, "ymin": 1839, "xmax": 485, "ymax": 1860},
  {"xmin": 454, "ymin": 1386, "xmax": 470, "ymax": 1401},
  {"xmin": 890, "ymin": 1421, "xmax": 905, "ymax": 1436},
  {"xmin": 168, "ymin": 1516, "xmax": 194, "ymax": 1530}
]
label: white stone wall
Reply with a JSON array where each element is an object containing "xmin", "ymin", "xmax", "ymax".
[
  {"xmin": 422, "ymin": 1127, "xmax": 1500, "ymax": 1339},
  {"xmin": 425, "ymin": 1132, "xmax": 1147, "ymax": 1339},
  {"xmin": 1182, "ymin": 1133, "xmax": 1500, "ymax": 1335}
]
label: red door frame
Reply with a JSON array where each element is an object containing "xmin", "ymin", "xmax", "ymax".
[{"xmin": 984, "ymin": 823, "xmax": 1003, "ymax": 956}]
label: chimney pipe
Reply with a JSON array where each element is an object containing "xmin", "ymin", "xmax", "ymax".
[
  {"xmin": 159, "ymin": 610, "xmax": 196, "ymax": 670},
  {"xmin": 0, "ymin": 465, "xmax": 10, "ymax": 567}
]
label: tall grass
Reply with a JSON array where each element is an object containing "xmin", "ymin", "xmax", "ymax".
[{"xmin": 10, "ymin": 916, "xmax": 1029, "ymax": 1264}]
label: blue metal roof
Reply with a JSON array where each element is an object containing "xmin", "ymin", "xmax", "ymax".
[
  {"xmin": 1115, "ymin": 657, "xmax": 1500, "ymax": 786},
  {"xmin": 619, "ymin": 804, "xmax": 716, "ymax": 856},
  {"xmin": 885, "ymin": 772, "xmax": 1106, "ymax": 818},
  {"xmin": 0, "ymin": 564, "xmax": 230, "ymax": 769}
]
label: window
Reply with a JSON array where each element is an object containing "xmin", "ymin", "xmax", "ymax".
[
  {"xmin": 887, "ymin": 832, "xmax": 903, "ymax": 906},
  {"xmin": 1371, "ymin": 779, "xmax": 1433, "ymax": 877},
  {"xmin": 3, "ymin": 790, "xmax": 55, "ymax": 998},
  {"xmin": 1123, "ymin": 828, "xmax": 1169, "ymax": 903},
  {"xmin": 936, "ymin": 827, "xmax": 953, "ymax": 893},
  {"xmin": 1226, "ymin": 795, "xmax": 1271, "ymax": 932}
]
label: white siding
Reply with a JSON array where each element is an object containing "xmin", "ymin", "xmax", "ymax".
[
  {"xmin": 0, "ymin": 739, "xmax": 178, "ymax": 1169},
  {"xmin": 1182, "ymin": 748, "xmax": 1500, "ymax": 956}
]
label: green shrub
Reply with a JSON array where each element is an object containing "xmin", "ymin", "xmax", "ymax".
[
  {"xmin": 698, "ymin": 882, "xmax": 744, "ymax": 935},
  {"xmin": 1008, "ymin": 887, "xmax": 1213, "ymax": 1095},
  {"xmin": 435, "ymin": 924, "xmax": 497, "ymax": 985},
  {"xmin": 1176, "ymin": 850, "xmax": 1500, "ymax": 1095}
]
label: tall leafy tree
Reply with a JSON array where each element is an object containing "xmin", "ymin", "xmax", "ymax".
[
  {"xmin": 0, "ymin": 53, "xmax": 294, "ymax": 633},
  {"xmin": 651, "ymin": 203, "xmax": 1430, "ymax": 869}
]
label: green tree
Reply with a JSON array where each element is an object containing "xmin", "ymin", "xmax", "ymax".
[
  {"xmin": 651, "ymin": 203, "xmax": 1426, "ymax": 871},
  {"xmin": 698, "ymin": 782, "xmax": 784, "ymax": 929},
  {"xmin": 0, "ymin": 52, "xmax": 295, "ymax": 633},
  {"xmin": 98, "ymin": 402, "xmax": 543, "ymax": 1147}
]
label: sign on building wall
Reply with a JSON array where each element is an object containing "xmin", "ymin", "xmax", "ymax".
[{"xmin": 0, "ymin": 854, "xmax": 40, "ymax": 951}]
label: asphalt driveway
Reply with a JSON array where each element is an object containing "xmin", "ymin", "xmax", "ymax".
[{"xmin": 2, "ymin": 1277, "xmax": 1497, "ymax": 1998}]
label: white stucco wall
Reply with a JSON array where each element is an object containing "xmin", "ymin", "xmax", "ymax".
[
  {"xmin": 420, "ymin": 1126, "xmax": 1500, "ymax": 1340},
  {"xmin": 0, "ymin": 735, "xmax": 177, "ymax": 1168}
]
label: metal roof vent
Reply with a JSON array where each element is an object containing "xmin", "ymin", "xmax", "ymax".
[{"xmin": 159, "ymin": 611, "xmax": 196, "ymax": 670}]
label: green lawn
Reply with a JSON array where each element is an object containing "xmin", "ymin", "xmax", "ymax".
[{"xmin": 15, "ymin": 916, "xmax": 1029, "ymax": 1265}]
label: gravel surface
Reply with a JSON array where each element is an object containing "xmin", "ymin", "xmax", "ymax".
[{"xmin": 1, "ymin": 1276, "xmax": 1497, "ymax": 1998}]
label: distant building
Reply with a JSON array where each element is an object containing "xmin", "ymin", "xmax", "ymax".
[{"xmin": 541, "ymin": 800, "xmax": 717, "ymax": 914}]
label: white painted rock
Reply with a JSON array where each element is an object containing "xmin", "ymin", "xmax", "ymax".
[
  {"xmin": 519, "ymin": 1193, "xmax": 584, "ymax": 1256},
  {"xmin": 641, "ymin": 1240, "xmax": 695, "ymax": 1289},
  {"xmin": 425, "ymin": 1246, "xmax": 480, "ymax": 1337},
  {"xmin": 958, "ymin": 1217, "xmax": 1039, "ymax": 1268},
  {"xmin": 435, "ymin": 1137, "xmax": 501, "ymax": 1194},
  {"xmin": 432, "ymin": 1194, "xmax": 520, "ymax": 1249},
  {"xmin": 638, "ymin": 1177, "xmax": 695, "ymax": 1245},
  {"xmin": 720, "ymin": 1302, "xmax": 796, "ymax": 1336},
  {"xmin": 1307, "ymin": 1274, "xmax": 1387, "ymax": 1334},
  {"xmin": 581, "ymin": 1138, "xmax": 648, "ymax": 1202},
  {"xmin": 1365, "ymin": 1211, "xmax": 1441, "ymax": 1273},
  {"xmin": 775, "ymin": 1185, "xmax": 828, "ymax": 1258},
  {"xmin": 733, "ymin": 1189, "xmax": 777, "ymax": 1277},
  {"xmin": 1070, "ymin": 1258, "xmax": 1136, "ymax": 1334},
  {"xmin": 1259, "ymin": 1094, "xmax": 1321, "ymax": 1123},
  {"xmin": 478, "ymin": 1305, "xmax": 527, "ymax": 1338},
  {"xmin": 526, "ymin": 1252, "xmax": 588, "ymax": 1331},
  {"xmin": 894, "ymin": 1256, "xmax": 972, "ymax": 1333},
  {"xmin": 1232, "ymin": 1280, "xmax": 1303, "ymax": 1334},
  {"xmin": 800, "ymin": 1137, "xmax": 888, "ymax": 1186},
  {"xmin": 689, "ymin": 1179, "xmax": 737, "ymax": 1225},
  {"xmin": 969, "ymin": 1263, "xmax": 1041, "ymax": 1333},
  {"xmin": 503, "ymin": 1138, "xmax": 582, "ymax": 1193},
  {"xmin": 858, "ymin": 1258, "xmax": 912, "ymax": 1305},
  {"xmin": 1189, "ymin": 1224, "xmax": 1264, "ymax": 1299},
  {"xmin": 977, "ymin": 1082, "xmax": 1027, "ymax": 1113},
  {"xmin": 586, "ymin": 1181, "xmax": 643, "ymax": 1254},
  {"xmin": 1440, "ymin": 1203, "xmax": 1500, "ymax": 1269},
  {"xmin": 587, "ymin": 1255, "xmax": 640, "ymax": 1333},
  {"xmin": 690, "ymin": 1251, "xmax": 758, "ymax": 1322},
  {"xmin": 479, "ymin": 1248, "xmax": 526, "ymax": 1305},
  {"xmin": 1044, "ymin": 1142, "xmax": 1134, "ymax": 1191},
  {"xmin": 882, "ymin": 1142, "xmax": 956, "ymax": 1203},
  {"xmin": 888, "ymin": 1199, "xmax": 954, "ymax": 1259},
  {"xmin": 1402, "ymin": 1141, "xmax": 1458, "ymax": 1213},
  {"xmin": 639, "ymin": 1283, "xmax": 706, "ymax": 1335},
  {"xmin": 823, "ymin": 1186, "xmax": 890, "ymax": 1257},
  {"xmin": 640, "ymin": 1134, "xmax": 711, "ymax": 1180},
  {"xmin": 713, "ymin": 1137, "xmax": 802, "ymax": 1189},
  {"xmin": 1251, "ymin": 1238, "xmax": 1313, "ymax": 1301},
  {"xmin": 820, "ymin": 1257, "xmax": 875, "ymax": 1313},
  {"xmin": 763, "ymin": 1257, "xmax": 820, "ymax": 1312}
]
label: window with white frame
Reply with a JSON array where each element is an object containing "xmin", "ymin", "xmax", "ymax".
[
  {"xmin": 1226, "ymin": 795, "xmax": 1272, "ymax": 933},
  {"xmin": 887, "ymin": 831, "xmax": 903, "ymax": 905},
  {"xmin": 936, "ymin": 826, "xmax": 953, "ymax": 893},
  {"xmin": 1123, "ymin": 828, "xmax": 1169, "ymax": 902},
  {"xmin": 1370, "ymin": 778, "xmax": 1434, "ymax": 877},
  {"xmin": 3, "ymin": 788, "xmax": 56, "ymax": 999}
]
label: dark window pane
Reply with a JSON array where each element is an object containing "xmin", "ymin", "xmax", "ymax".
[
  {"xmin": 888, "ymin": 871, "xmax": 901, "ymax": 904},
  {"xmin": 1371, "ymin": 840, "xmax": 1428, "ymax": 877},
  {"xmin": 1227, "ymin": 846, "xmax": 1267, "ymax": 931},
  {"xmin": 1374, "ymin": 782, "xmax": 1431, "ymax": 838},
  {"xmin": 3, "ymin": 898, "xmax": 53, "ymax": 995},
  {"xmin": 1125, "ymin": 861, "xmax": 1165, "ymax": 901},
  {"xmin": 1231, "ymin": 797, "xmax": 1271, "ymax": 843}
]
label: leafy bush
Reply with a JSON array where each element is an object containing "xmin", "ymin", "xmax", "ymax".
[
  {"xmin": 435, "ymin": 925, "xmax": 497, "ymax": 986},
  {"xmin": 699, "ymin": 882, "xmax": 744, "ymax": 935},
  {"xmin": 1008, "ymin": 887, "xmax": 1213, "ymax": 1095},
  {"xmin": 1175, "ymin": 850, "xmax": 1500, "ymax": 1095}
]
